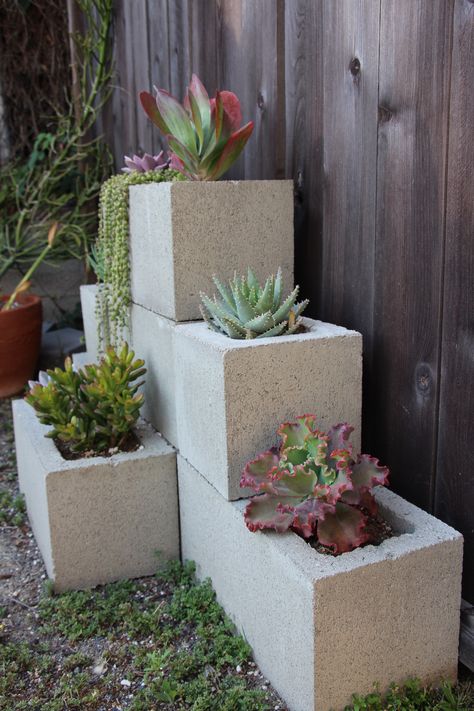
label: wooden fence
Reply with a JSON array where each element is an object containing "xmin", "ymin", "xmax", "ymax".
[{"xmin": 100, "ymin": 0, "xmax": 474, "ymax": 602}]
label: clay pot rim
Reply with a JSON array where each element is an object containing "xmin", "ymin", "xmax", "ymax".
[{"xmin": 0, "ymin": 293, "xmax": 42, "ymax": 314}]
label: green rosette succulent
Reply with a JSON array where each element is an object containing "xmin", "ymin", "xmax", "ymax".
[
  {"xmin": 241, "ymin": 414, "xmax": 389, "ymax": 553},
  {"xmin": 200, "ymin": 268, "xmax": 309, "ymax": 339}
]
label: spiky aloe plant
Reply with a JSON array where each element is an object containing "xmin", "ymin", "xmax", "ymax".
[
  {"xmin": 241, "ymin": 414, "xmax": 389, "ymax": 553},
  {"xmin": 140, "ymin": 74, "xmax": 254, "ymax": 180},
  {"xmin": 200, "ymin": 268, "xmax": 309, "ymax": 339}
]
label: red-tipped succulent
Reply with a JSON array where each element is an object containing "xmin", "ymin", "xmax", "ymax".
[
  {"xmin": 139, "ymin": 74, "xmax": 254, "ymax": 180},
  {"xmin": 241, "ymin": 414, "xmax": 389, "ymax": 554}
]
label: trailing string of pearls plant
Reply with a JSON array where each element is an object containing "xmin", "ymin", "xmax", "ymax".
[{"xmin": 95, "ymin": 168, "xmax": 183, "ymax": 347}]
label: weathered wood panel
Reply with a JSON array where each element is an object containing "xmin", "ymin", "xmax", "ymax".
[
  {"xmin": 372, "ymin": 0, "xmax": 453, "ymax": 509},
  {"xmin": 284, "ymin": 0, "xmax": 324, "ymax": 308},
  {"xmin": 436, "ymin": 0, "xmax": 474, "ymax": 602},
  {"xmin": 103, "ymin": 0, "xmax": 474, "ymax": 601},
  {"xmin": 318, "ymin": 1, "xmax": 380, "ymax": 443},
  {"xmin": 146, "ymin": 0, "xmax": 170, "ymax": 153}
]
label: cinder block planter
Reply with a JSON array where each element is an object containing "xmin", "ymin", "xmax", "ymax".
[
  {"xmin": 174, "ymin": 318, "xmax": 362, "ymax": 500},
  {"xmin": 79, "ymin": 284, "xmax": 100, "ymax": 362},
  {"xmin": 13, "ymin": 399, "xmax": 179, "ymax": 592},
  {"xmin": 128, "ymin": 180, "xmax": 294, "ymax": 322},
  {"xmin": 130, "ymin": 302, "xmax": 180, "ymax": 447},
  {"xmin": 178, "ymin": 455, "xmax": 463, "ymax": 711}
]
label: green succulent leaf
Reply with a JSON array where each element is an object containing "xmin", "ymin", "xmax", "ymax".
[{"xmin": 200, "ymin": 270, "xmax": 308, "ymax": 340}]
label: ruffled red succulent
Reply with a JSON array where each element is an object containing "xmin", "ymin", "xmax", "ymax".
[{"xmin": 241, "ymin": 414, "xmax": 389, "ymax": 554}]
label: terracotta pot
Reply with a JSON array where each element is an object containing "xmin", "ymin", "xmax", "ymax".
[{"xmin": 0, "ymin": 294, "xmax": 42, "ymax": 397}]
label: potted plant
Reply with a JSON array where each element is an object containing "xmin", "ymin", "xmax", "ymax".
[
  {"xmin": 127, "ymin": 75, "xmax": 294, "ymax": 322},
  {"xmin": 177, "ymin": 415, "xmax": 463, "ymax": 711},
  {"xmin": 173, "ymin": 269, "xmax": 363, "ymax": 499},
  {"xmin": 12, "ymin": 343, "xmax": 179, "ymax": 592},
  {"xmin": 0, "ymin": 224, "xmax": 59, "ymax": 397}
]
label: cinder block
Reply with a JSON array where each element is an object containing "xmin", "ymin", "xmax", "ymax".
[
  {"xmin": 13, "ymin": 399, "xmax": 179, "ymax": 592},
  {"xmin": 175, "ymin": 318, "xmax": 362, "ymax": 500},
  {"xmin": 128, "ymin": 180, "xmax": 294, "ymax": 321},
  {"xmin": 130, "ymin": 303, "xmax": 180, "ymax": 447},
  {"xmin": 79, "ymin": 285, "xmax": 100, "ymax": 361},
  {"xmin": 178, "ymin": 456, "xmax": 463, "ymax": 711}
]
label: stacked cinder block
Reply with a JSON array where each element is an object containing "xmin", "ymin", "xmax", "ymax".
[{"xmin": 80, "ymin": 178, "xmax": 462, "ymax": 710}]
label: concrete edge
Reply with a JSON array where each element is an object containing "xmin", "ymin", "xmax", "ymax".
[
  {"xmin": 12, "ymin": 399, "xmax": 175, "ymax": 475},
  {"xmin": 229, "ymin": 485, "xmax": 463, "ymax": 583},
  {"xmin": 174, "ymin": 317, "xmax": 362, "ymax": 353}
]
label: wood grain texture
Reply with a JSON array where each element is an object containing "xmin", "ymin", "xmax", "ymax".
[
  {"xmin": 98, "ymin": 0, "xmax": 474, "ymax": 602},
  {"xmin": 146, "ymin": 0, "xmax": 170, "ymax": 153},
  {"xmin": 131, "ymin": 0, "xmax": 152, "ymax": 155},
  {"xmin": 167, "ymin": 0, "xmax": 191, "ymax": 99},
  {"xmin": 435, "ymin": 0, "xmax": 474, "ymax": 602},
  {"xmin": 318, "ymin": 1, "xmax": 380, "ymax": 446},
  {"xmin": 284, "ymin": 0, "xmax": 324, "ymax": 304},
  {"xmin": 215, "ymin": 0, "xmax": 285, "ymax": 180},
  {"xmin": 372, "ymin": 0, "xmax": 453, "ymax": 509}
]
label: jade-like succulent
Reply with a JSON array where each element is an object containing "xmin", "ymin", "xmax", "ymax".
[
  {"xmin": 122, "ymin": 150, "xmax": 169, "ymax": 173},
  {"xmin": 140, "ymin": 74, "xmax": 254, "ymax": 180},
  {"xmin": 26, "ymin": 344, "xmax": 146, "ymax": 455},
  {"xmin": 200, "ymin": 268, "xmax": 309, "ymax": 339},
  {"xmin": 241, "ymin": 414, "xmax": 389, "ymax": 553}
]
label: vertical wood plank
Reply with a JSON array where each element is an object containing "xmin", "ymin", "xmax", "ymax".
[
  {"xmin": 146, "ymin": 0, "xmax": 170, "ymax": 153},
  {"xmin": 116, "ymin": 0, "xmax": 138, "ymax": 158},
  {"xmin": 131, "ymin": 0, "xmax": 153, "ymax": 154},
  {"xmin": 319, "ymin": 0, "xmax": 380, "ymax": 342},
  {"xmin": 436, "ymin": 0, "xmax": 474, "ymax": 602},
  {"xmin": 188, "ymin": 0, "xmax": 218, "ymax": 94},
  {"xmin": 284, "ymin": 0, "xmax": 324, "ymax": 301},
  {"xmin": 372, "ymin": 0, "xmax": 453, "ymax": 508},
  {"xmin": 105, "ymin": 0, "xmax": 127, "ymax": 167},
  {"xmin": 215, "ymin": 0, "xmax": 285, "ymax": 180},
  {"xmin": 167, "ymin": 0, "xmax": 191, "ymax": 99}
]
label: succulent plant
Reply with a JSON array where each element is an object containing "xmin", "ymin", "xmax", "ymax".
[
  {"xmin": 26, "ymin": 343, "xmax": 146, "ymax": 455},
  {"xmin": 241, "ymin": 414, "xmax": 389, "ymax": 553},
  {"xmin": 140, "ymin": 74, "xmax": 254, "ymax": 180},
  {"xmin": 122, "ymin": 150, "xmax": 169, "ymax": 173},
  {"xmin": 200, "ymin": 268, "xmax": 309, "ymax": 339}
]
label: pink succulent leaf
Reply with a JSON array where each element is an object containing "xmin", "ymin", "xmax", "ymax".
[
  {"xmin": 291, "ymin": 498, "xmax": 335, "ymax": 538},
  {"xmin": 316, "ymin": 502, "xmax": 369, "ymax": 554},
  {"xmin": 167, "ymin": 135, "xmax": 199, "ymax": 172},
  {"xmin": 169, "ymin": 152, "xmax": 195, "ymax": 180},
  {"xmin": 121, "ymin": 151, "xmax": 169, "ymax": 174},
  {"xmin": 341, "ymin": 488, "xmax": 378, "ymax": 516},
  {"xmin": 206, "ymin": 121, "xmax": 254, "ymax": 180},
  {"xmin": 183, "ymin": 92, "xmax": 191, "ymax": 115},
  {"xmin": 326, "ymin": 422, "xmax": 354, "ymax": 458},
  {"xmin": 141, "ymin": 153, "xmax": 157, "ymax": 171},
  {"xmin": 240, "ymin": 448, "xmax": 280, "ymax": 491},
  {"xmin": 140, "ymin": 91, "xmax": 169, "ymax": 134},
  {"xmin": 189, "ymin": 74, "xmax": 212, "ymax": 138},
  {"xmin": 154, "ymin": 87, "xmax": 197, "ymax": 152},
  {"xmin": 351, "ymin": 454, "xmax": 389, "ymax": 493},
  {"xmin": 278, "ymin": 414, "xmax": 318, "ymax": 450},
  {"xmin": 214, "ymin": 91, "xmax": 225, "ymax": 141},
  {"xmin": 322, "ymin": 450, "xmax": 354, "ymax": 504},
  {"xmin": 187, "ymin": 90, "xmax": 204, "ymax": 148},
  {"xmin": 219, "ymin": 90, "xmax": 242, "ymax": 131},
  {"xmin": 244, "ymin": 494, "xmax": 295, "ymax": 533}
]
